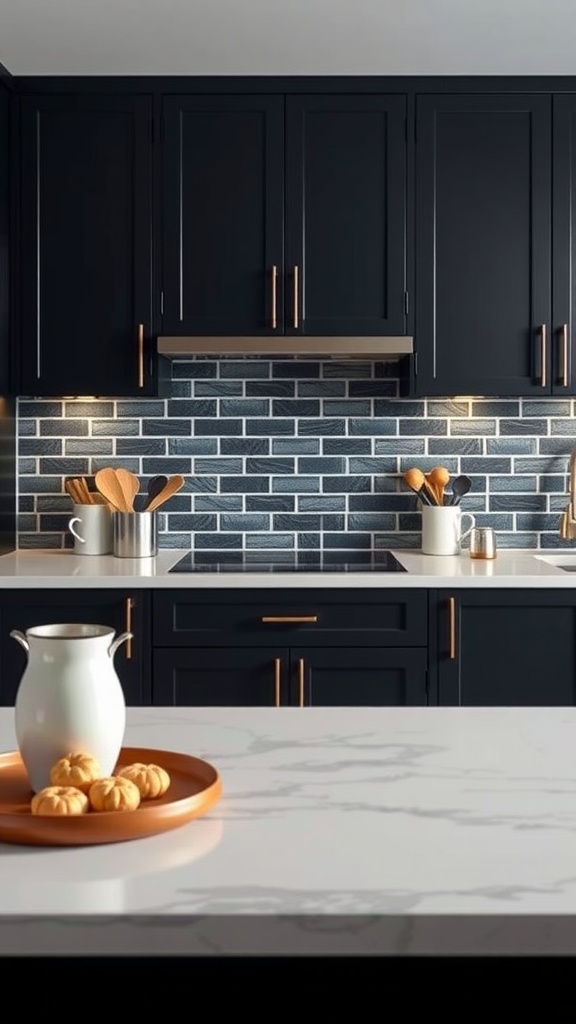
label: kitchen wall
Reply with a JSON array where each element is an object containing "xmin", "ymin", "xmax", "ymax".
[{"xmin": 16, "ymin": 357, "xmax": 576, "ymax": 552}]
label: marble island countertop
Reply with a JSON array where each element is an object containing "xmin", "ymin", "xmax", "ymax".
[
  {"xmin": 0, "ymin": 547, "xmax": 576, "ymax": 587},
  {"xmin": 3, "ymin": 706, "xmax": 576, "ymax": 956}
]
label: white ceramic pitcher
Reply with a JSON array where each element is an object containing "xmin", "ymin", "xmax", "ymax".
[{"xmin": 10, "ymin": 623, "xmax": 131, "ymax": 793}]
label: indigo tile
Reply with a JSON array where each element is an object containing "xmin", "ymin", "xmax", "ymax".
[
  {"xmin": 348, "ymin": 418, "xmax": 397, "ymax": 436},
  {"xmin": 183, "ymin": 477, "xmax": 218, "ymax": 493},
  {"xmin": 246, "ymin": 457, "xmax": 294, "ymax": 474},
  {"xmin": 397, "ymin": 418, "xmax": 447, "ymax": 435},
  {"xmin": 298, "ymin": 496, "xmax": 346, "ymax": 512},
  {"xmin": 19, "ymin": 533, "xmax": 62, "ymax": 549},
  {"xmin": 323, "ymin": 400, "xmax": 372, "ymax": 417},
  {"xmin": 514, "ymin": 456, "xmax": 560, "ymax": 472},
  {"xmin": 18, "ymin": 419, "xmax": 37, "ymax": 436},
  {"xmin": 323, "ymin": 438, "xmax": 371, "ymax": 455},
  {"xmin": 517, "ymin": 513, "xmax": 561, "ymax": 531},
  {"xmin": 19, "ymin": 477, "xmax": 63, "ymax": 494},
  {"xmin": 499, "ymin": 533, "xmax": 538, "ymax": 548},
  {"xmin": 158, "ymin": 533, "xmax": 193, "ymax": 548},
  {"xmin": 219, "ymin": 360, "xmax": 270, "ymax": 379},
  {"xmin": 297, "ymin": 533, "xmax": 321, "ymax": 549},
  {"xmin": 117, "ymin": 439, "xmax": 166, "ymax": 456},
  {"xmin": 18, "ymin": 513, "xmax": 37, "ymax": 532},
  {"xmin": 322, "ymin": 514, "xmax": 346, "ymax": 530},
  {"xmin": 274, "ymin": 514, "xmax": 322, "ymax": 531},
  {"xmin": 538, "ymin": 439, "xmax": 576, "ymax": 456},
  {"xmin": 374, "ymin": 439, "xmax": 423, "ymax": 455},
  {"xmin": 490, "ymin": 475, "xmax": 538, "ymax": 492},
  {"xmin": 246, "ymin": 419, "xmax": 295, "ymax": 436},
  {"xmin": 194, "ymin": 533, "xmax": 243, "ymax": 549},
  {"xmin": 247, "ymin": 380, "xmax": 295, "ymax": 397},
  {"xmin": 374, "ymin": 476, "xmax": 404, "ymax": 491},
  {"xmin": 41, "ymin": 419, "xmax": 88, "ymax": 437},
  {"xmin": 273, "ymin": 476, "xmax": 320, "ymax": 493},
  {"xmin": 19, "ymin": 496, "xmax": 34, "ymax": 512},
  {"xmin": 141, "ymin": 457, "xmax": 192, "ymax": 474},
  {"xmin": 429, "ymin": 438, "xmax": 482, "ymax": 455},
  {"xmin": 274, "ymin": 399, "xmax": 320, "ymax": 417},
  {"xmin": 195, "ymin": 381, "xmax": 243, "ymax": 397},
  {"xmin": 352, "ymin": 385, "xmax": 413, "ymax": 402},
  {"xmin": 167, "ymin": 399, "xmax": 217, "ymax": 417},
  {"xmin": 374, "ymin": 533, "xmax": 420, "ymax": 549},
  {"xmin": 298, "ymin": 381, "xmax": 345, "ymax": 398},
  {"xmin": 348, "ymin": 513, "xmax": 396, "ymax": 531},
  {"xmin": 222, "ymin": 476, "xmax": 269, "ymax": 493},
  {"xmin": 538, "ymin": 475, "xmax": 566, "ymax": 493},
  {"xmin": 221, "ymin": 398, "xmax": 269, "ymax": 417},
  {"xmin": 272, "ymin": 439, "xmax": 320, "ymax": 455},
  {"xmin": 92, "ymin": 419, "xmax": 139, "ymax": 436},
  {"xmin": 524, "ymin": 400, "xmax": 571, "ymax": 416},
  {"xmin": 323, "ymin": 362, "xmax": 371, "ymax": 378},
  {"xmin": 461, "ymin": 457, "xmax": 511, "ymax": 473},
  {"xmin": 169, "ymin": 438, "xmax": 218, "ymax": 455},
  {"xmin": 349, "ymin": 494, "xmax": 415, "ymax": 512},
  {"xmin": 116, "ymin": 401, "xmax": 166, "ymax": 417},
  {"xmin": 194, "ymin": 457, "xmax": 242, "ymax": 474},
  {"xmin": 92, "ymin": 456, "xmax": 140, "ymax": 474},
  {"xmin": 41, "ymin": 458, "xmax": 89, "ymax": 476},
  {"xmin": 322, "ymin": 533, "xmax": 372, "ymax": 548},
  {"xmin": 427, "ymin": 400, "xmax": 470, "ymax": 417},
  {"xmin": 39, "ymin": 513, "xmax": 72, "ymax": 532},
  {"xmin": 450, "ymin": 419, "xmax": 496, "ymax": 436},
  {"xmin": 298, "ymin": 457, "xmax": 345, "ymax": 474},
  {"xmin": 399, "ymin": 457, "xmax": 459, "ymax": 473},
  {"xmin": 272, "ymin": 361, "xmax": 319, "ymax": 378},
  {"xmin": 65, "ymin": 440, "xmax": 113, "ymax": 456},
  {"xmin": 171, "ymin": 360, "xmax": 217, "ymax": 379},
  {"xmin": 19, "ymin": 400, "xmax": 62, "ymax": 417},
  {"xmin": 298, "ymin": 418, "xmax": 346, "ymax": 436},
  {"xmin": 550, "ymin": 419, "xmax": 576, "ymax": 436},
  {"xmin": 322, "ymin": 476, "xmax": 372, "ymax": 493},
  {"xmin": 64, "ymin": 401, "xmax": 114, "ymax": 418},
  {"xmin": 221, "ymin": 514, "xmax": 269, "ymax": 531},
  {"xmin": 349, "ymin": 457, "xmax": 400, "ymax": 474},
  {"xmin": 245, "ymin": 534, "xmax": 294, "ymax": 549},
  {"xmin": 222, "ymin": 439, "xmax": 270, "ymax": 455},
  {"xmin": 486, "ymin": 438, "xmax": 536, "ymax": 455},
  {"xmin": 195, "ymin": 419, "xmax": 243, "ymax": 436},
  {"xmin": 167, "ymin": 514, "xmax": 217, "ymax": 532},
  {"xmin": 169, "ymin": 380, "xmax": 192, "ymax": 398},
  {"xmin": 468, "ymin": 513, "xmax": 514, "ymax": 530},
  {"xmin": 247, "ymin": 495, "xmax": 295, "ymax": 512},
  {"xmin": 471, "ymin": 401, "xmax": 520, "ymax": 417},
  {"xmin": 20, "ymin": 439, "xmax": 62, "ymax": 456},
  {"xmin": 500, "ymin": 418, "xmax": 547, "ymax": 435},
  {"xmin": 489, "ymin": 494, "xmax": 547, "ymax": 512},
  {"xmin": 143, "ymin": 419, "xmax": 191, "ymax": 436}
]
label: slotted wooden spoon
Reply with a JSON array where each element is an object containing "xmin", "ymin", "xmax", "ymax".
[
  {"xmin": 94, "ymin": 468, "xmax": 131, "ymax": 512},
  {"xmin": 145, "ymin": 474, "xmax": 185, "ymax": 512}
]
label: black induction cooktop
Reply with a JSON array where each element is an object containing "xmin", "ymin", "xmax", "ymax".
[{"xmin": 168, "ymin": 550, "xmax": 407, "ymax": 574}]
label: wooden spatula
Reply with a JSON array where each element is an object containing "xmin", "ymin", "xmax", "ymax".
[
  {"xmin": 115, "ymin": 468, "xmax": 140, "ymax": 512},
  {"xmin": 145, "ymin": 474, "xmax": 185, "ymax": 512},
  {"xmin": 94, "ymin": 468, "xmax": 130, "ymax": 512}
]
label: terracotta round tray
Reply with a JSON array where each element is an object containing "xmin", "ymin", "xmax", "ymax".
[{"xmin": 0, "ymin": 746, "xmax": 222, "ymax": 846}]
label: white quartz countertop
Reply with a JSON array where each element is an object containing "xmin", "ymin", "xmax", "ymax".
[
  {"xmin": 0, "ymin": 547, "xmax": 575, "ymax": 587},
  {"xmin": 3, "ymin": 706, "xmax": 576, "ymax": 956}
]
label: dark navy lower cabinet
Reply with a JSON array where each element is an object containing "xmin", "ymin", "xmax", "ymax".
[
  {"xmin": 0, "ymin": 590, "xmax": 149, "ymax": 706},
  {"xmin": 435, "ymin": 590, "xmax": 576, "ymax": 706}
]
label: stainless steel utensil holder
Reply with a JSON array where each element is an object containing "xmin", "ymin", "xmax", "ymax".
[{"xmin": 112, "ymin": 512, "xmax": 158, "ymax": 558}]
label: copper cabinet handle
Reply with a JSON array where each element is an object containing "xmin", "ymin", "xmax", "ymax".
[
  {"xmin": 125, "ymin": 597, "xmax": 133, "ymax": 660},
  {"xmin": 540, "ymin": 324, "xmax": 547, "ymax": 388},
  {"xmin": 274, "ymin": 657, "xmax": 281, "ymax": 707},
  {"xmin": 271, "ymin": 265, "xmax": 278, "ymax": 330},
  {"xmin": 448, "ymin": 597, "xmax": 456, "ymax": 660},
  {"xmin": 261, "ymin": 615, "xmax": 318, "ymax": 624},
  {"xmin": 561, "ymin": 323, "xmax": 569, "ymax": 388},
  {"xmin": 293, "ymin": 265, "xmax": 299, "ymax": 329},
  {"xmin": 297, "ymin": 658, "xmax": 305, "ymax": 707},
  {"xmin": 137, "ymin": 323, "xmax": 145, "ymax": 389}
]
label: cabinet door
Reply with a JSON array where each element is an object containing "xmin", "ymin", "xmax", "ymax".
[
  {"xmin": 291, "ymin": 648, "xmax": 428, "ymax": 706},
  {"xmin": 19, "ymin": 95, "xmax": 154, "ymax": 397},
  {"xmin": 162, "ymin": 95, "xmax": 284, "ymax": 336},
  {"xmin": 286, "ymin": 95, "xmax": 406, "ymax": 336},
  {"xmin": 436, "ymin": 590, "xmax": 576, "ymax": 706},
  {"xmin": 0, "ymin": 590, "xmax": 148, "ymax": 706},
  {"xmin": 153, "ymin": 648, "xmax": 289, "ymax": 706},
  {"xmin": 416, "ymin": 94, "xmax": 551, "ymax": 396},
  {"xmin": 553, "ymin": 95, "xmax": 576, "ymax": 394}
]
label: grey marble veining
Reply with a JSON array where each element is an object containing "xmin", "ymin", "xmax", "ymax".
[{"xmin": 2, "ymin": 707, "xmax": 576, "ymax": 954}]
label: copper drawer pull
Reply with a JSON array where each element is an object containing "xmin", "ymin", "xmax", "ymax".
[
  {"xmin": 540, "ymin": 323, "xmax": 547, "ymax": 388},
  {"xmin": 271, "ymin": 265, "xmax": 278, "ymax": 330},
  {"xmin": 274, "ymin": 657, "xmax": 281, "ymax": 707},
  {"xmin": 137, "ymin": 323, "xmax": 145, "ymax": 389},
  {"xmin": 261, "ymin": 615, "xmax": 318, "ymax": 624},
  {"xmin": 297, "ymin": 658, "xmax": 305, "ymax": 707},
  {"xmin": 448, "ymin": 596, "xmax": 456, "ymax": 660},
  {"xmin": 125, "ymin": 597, "xmax": 133, "ymax": 660}
]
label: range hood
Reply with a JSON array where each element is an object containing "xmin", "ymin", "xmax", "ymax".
[{"xmin": 157, "ymin": 336, "xmax": 414, "ymax": 360}]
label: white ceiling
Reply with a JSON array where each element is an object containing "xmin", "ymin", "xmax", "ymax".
[{"xmin": 1, "ymin": 0, "xmax": 576, "ymax": 76}]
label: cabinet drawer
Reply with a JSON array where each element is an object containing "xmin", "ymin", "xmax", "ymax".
[{"xmin": 153, "ymin": 589, "xmax": 427, "ymax": 648}]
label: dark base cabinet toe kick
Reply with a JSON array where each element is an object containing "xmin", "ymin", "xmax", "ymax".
[{"xmin": 0, "ymin": 587, "xmax": 573, "ymax": 708}]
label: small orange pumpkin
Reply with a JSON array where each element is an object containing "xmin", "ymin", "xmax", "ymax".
[
  {"xmin": 117, "ymin": 762, "xmax": 171, "ymax": 800},
  {"xmin": 50, "ymin": 752, "xmax": 102, "ymax": 793},
  {"xmin": 31, "ymin": 786, "xmax": 89, "ymax": 816},
  {"xmin": 89, "ymin": 776, "xmax": 141, "ymax": 813}
]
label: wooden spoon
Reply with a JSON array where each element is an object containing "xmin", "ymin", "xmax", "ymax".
[
  {"xmin": 145, "ymin": 474, "xmax": 185, "ymax": 512},
  {"xmin": 115, "ymin": 468, "xmax": 140, "ymax": 512},
  {"xmin": 428, "ymin": 466, "xmax": 451, "ymax": 507},
  {"xmin": 142, "ymin": 474, "xmax": 168, "ymax": 511},
  {"xmin": 94, "ymin": 468, "xmax": 131, "ymax": 512},
  {"xmin": 403, "ymin": 468, "xmax": 436, "ymax": 506}
]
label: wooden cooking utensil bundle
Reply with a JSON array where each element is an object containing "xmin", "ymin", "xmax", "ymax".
[
  {"xmin": 66, "ymin": 469, "xmax": 185, "ymax": 513},
  {"xmin": 402, "ymin": 466, "xmax": 471, "ymax": 507},
  {"xmin": 64, "ymin": 477, "xmax": 103, "ymax": 505}
]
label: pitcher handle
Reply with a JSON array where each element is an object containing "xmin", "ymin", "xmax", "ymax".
[
  {"xmin": 68, "ymin": 517, "xmax": 85, "ymax": 543},
  {"xmin": 108, "ymin": 632, "xmax": 133, "ymax": 659},
  {"xmin": 460, "ymin": 512, "xmax": 476, "ymax": 543},
  {"xmin": 10, "ymin": 630, "xmax": 29, "ymax": 653}
]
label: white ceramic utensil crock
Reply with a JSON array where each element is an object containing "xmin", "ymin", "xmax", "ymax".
[{"xmin": 11, "ymin": 623, "xmax": 131, "ymax": 793}]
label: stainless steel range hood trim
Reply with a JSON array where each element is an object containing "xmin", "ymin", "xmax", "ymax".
[{"xmin": 158, "ymin": 336, "xmax": 414, "ymax": 359}]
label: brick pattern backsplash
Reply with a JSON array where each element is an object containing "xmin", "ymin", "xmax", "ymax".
[{"xmin": 15, "ymin": 359, "xmax": 576, "ymax": 551}]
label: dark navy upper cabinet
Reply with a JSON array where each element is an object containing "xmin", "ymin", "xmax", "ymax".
[
  {"xmin": 162, "ymin": 95, "xmax": 284, "ymax": 337},
  {"xmin": 552, "ymin": 95, "xmax": 576, "ymax": 395},
  {"xmin": 285, "ymin": 95, "xmax": 407, "ymax": 337},
  {"xmin": 162, "ymin": 93, "xmax": 407, "ymax": 338},
  {"xmin": 19, "ymin": 95, "xmax": 154, "ymax": 396},
  {"xmin": 415, "ymin": 94, "xmax": 553, "ymax": 396}
]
